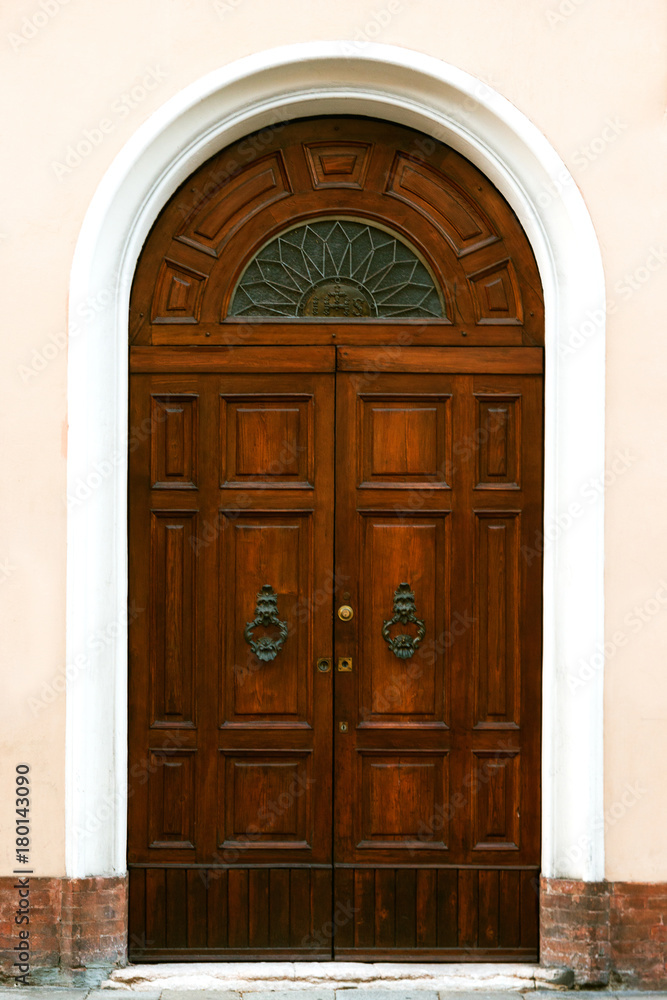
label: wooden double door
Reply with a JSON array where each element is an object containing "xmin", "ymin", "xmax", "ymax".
[{"xmin": 128, "ymin": 343, "xmax": 543, "ymax": 961}]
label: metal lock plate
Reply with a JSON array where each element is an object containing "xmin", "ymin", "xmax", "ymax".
[
  {"xmin": 337, "ymin": 657, "xmax": 353, "ymax": 672},
  {"xmin": 338, "ymin": 605, "xmax": 354, "ymax": 621},
  {"xmin": 316, "ymin": 657, "xmax": 332, "ymax": 673}
]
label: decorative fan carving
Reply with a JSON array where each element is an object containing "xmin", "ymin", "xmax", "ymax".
[{"xmin": 229, "ymin": 219, "xmax": 445, "ymax": 319}]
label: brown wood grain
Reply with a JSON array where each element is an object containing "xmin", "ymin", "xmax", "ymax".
[
  {"xmin": 129, "ymin": 118, "xmax": 544, "ymax": 347},
  {"xmin": 128, "ymin": 117, "xmax": 543, "ymax": 961},
  {"xmin": 337, "ymin": 346, "xmax": 544, "ymax": 373}
]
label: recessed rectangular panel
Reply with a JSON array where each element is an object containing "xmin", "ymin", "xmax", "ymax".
[
  {"xmin": 150, "ymin": 512, "xmax": 196, "ymax": 726},
  {"xmin": 151, "ymin": 261, "xmax": 207, "ymax": 325},
  {"xmin": 304, "ymin": 140, "xmax": 372, "ymax": 189},
  {"xmin": 176, "ymin": 152, "xmax": 292, "ymax": 257},
  {"xmin": 218, "ymin": 751, "xmax": 312, "ymax": 849},
  {"xmin": 150, "ymin": 395, "xmax": 198, "ymax": 488},
  {"xmin": 471, "ymin": 751, "xmax": 520, "ymax": 850},
  {"xmin": 148, "ymin": 749, "xmax": 196, "ymax": 849},
  {"xmin": 386, "ymin": 154, "xmax": 498, "ymax": 256},
  {"xmin": 468, "ymin": 259, "xmax": 523, "ymax": 325},
  {"xmin": 220, "ymin": 394, "xmax": 314, "ymax": 488},
  {"xmin": 474, "ymin": 513, "xmax": 520, "ymax": 727},
  {"xmin": 358, "ymin": 752, "xmax": 449, "ymax": 850},
  {"xmin": 359, "ymin": 515, "xmax": 449, "ymax": 725},
  {"xmin": 475, "ymin": 395, "xmax": 520, "ymax": 488},
  {"xmin": 359, "ymin": 394, "xmax": 451, "ymax": 487},
  {"xmin": 219, "ymin": 511, "xmax": 313, "ymax": 723}
]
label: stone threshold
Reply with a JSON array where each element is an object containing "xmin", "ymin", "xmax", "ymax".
[{"xmin": 104, "ymin": 963, "xmax": 574, "ymax": 993}]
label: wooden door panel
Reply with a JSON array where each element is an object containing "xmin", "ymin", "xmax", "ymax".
[
  {"xmin": 218, "ymin": 750, "xmax": 313, "ymax": 850},
  {"xmin": 149, "ymin": 510, "xmax": 197, "ymax": 727},
  {"xmin": 129, "ymin": 351, "xmax": 542, "ymax": 960},
  {"xmin": 359, "ymin": 393, "xmax": 452, "ymax": 488},
  {"xmin": 473, "ymin": 512, "xmax": 520, "ymax": 728},
  {"xmin": 359, "ymin": 513, "xmax": 450, "ymax": 726},
  {"xmin": 474, "ymin": 394, "xmax": 520, "ymax": 489},
  {"xmin": 333, "ymin": 361, "xmax": 542, "ymax": 959},
  {"xmin": 128, "ymin": 361, "xmax": 334, "ymax": 959},
  {"xmin": 357, "ymin": 751, "xmax": 450, "ymax": 850},
  {"xmin": 127, "ymin": 119, "xmax": 545, "ymax": 964},
  {"xmin": 220, "ymin": 511, "xmax": 314, "ymax": 723},
  {"xmin": 220, "ymin": 394, "xmax": 314, "ymax": 489},
  {"xmin": 150, "ymin": 394, "xmax": 199, "ymax": 489}
]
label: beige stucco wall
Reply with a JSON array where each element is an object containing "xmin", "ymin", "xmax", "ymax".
[{"xmin": 0, "ymin": 0, "xmax": 665, "ymax": 881}]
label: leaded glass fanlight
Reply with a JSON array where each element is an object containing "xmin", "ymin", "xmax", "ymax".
[{"xmin": 229, "ymin": 218, "xmax": 445, "ymax": 319}]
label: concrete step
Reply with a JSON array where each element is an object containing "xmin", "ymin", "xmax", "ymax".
[{"xmin": 103, "ymin": 963, "xmax": 574, "ymax": 993}]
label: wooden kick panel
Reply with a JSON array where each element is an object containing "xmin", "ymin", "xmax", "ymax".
[
  {"xmin": 333, "ymin": 867, "xmax": 538, "ymax": 959},
  {"xmin": 129, "ymin": 867, "xmax": 332, "ymax": 959}
]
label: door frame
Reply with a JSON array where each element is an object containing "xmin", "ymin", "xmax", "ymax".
[{"xmin": 65, "ymin": 43, "xmax": 605, "ymax": 894}]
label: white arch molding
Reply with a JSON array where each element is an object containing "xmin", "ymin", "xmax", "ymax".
[{"xmin": 66, "ymin": 43, "xmax": 605, "ymax": 883}]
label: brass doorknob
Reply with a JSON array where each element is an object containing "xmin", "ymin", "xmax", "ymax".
[{"xmin": 338, "ymin": 605, "xmax": 354, "ymax": 621}]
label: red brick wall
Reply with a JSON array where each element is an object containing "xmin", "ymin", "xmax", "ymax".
[
  {"xmin": 541, "ymin": 876, "xmax": 667, "ymax": 988},
  {"xmin": 0, "ymin": 875, "xmax": 126, "ymax": 980}
]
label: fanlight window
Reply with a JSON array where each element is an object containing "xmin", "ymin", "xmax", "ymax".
[{"xmin": 229, "ymin": 218, "xmax": 445, "ymax": 319}]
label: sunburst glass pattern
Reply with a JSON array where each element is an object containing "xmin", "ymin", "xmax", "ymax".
[{"xmin": 229, "ymin": 219, "xmax": 445, "ymax": 318}]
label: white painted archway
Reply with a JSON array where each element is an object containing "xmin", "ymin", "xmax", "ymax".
[{"xmin": 66, "ymin": 42, "xmax": 605, "ymax": 884}]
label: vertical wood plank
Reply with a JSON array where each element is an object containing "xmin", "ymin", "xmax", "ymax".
[
  {"xmin": 415, "ymin": 869, "xmax": 436, "ymax": 949},
  {"xmin": 498, "ymin": 870, "xmax": 521, "ymax": 947},
  {"xmin": 165, "ymin": 868, "xmax": 187, "ymax": 948},
  {"xmin": 313, "ymin": 869, "xmax": 333, "ymax": 955},
  {"xmin": 289, "ymin": 868, "xmax": 311, "ymax": 948},
  {"xmin": 354, "ymin": 869, "xmax": 375, "ymax": 949},
  {"xmin": 128, "ymin": 868, "xmax": 146, "ymax": 955},
  {"xmin": 248, "ymin": 868, "xmax": 270, "ymax": 948},
  {"xmin": 457, "ymin": 869, "xmax": 478, "ymax": 948},
  {"xmin": 375, "ymin": 869, "xmax": 396, "ymax": 948},
  {"xmin": 186, "ymin": 869, "xmax": 208, "ymax": 949},
  {"xmin": 478, "ymin": 869, "xmax": 499, "ymax": 948},
  {"xmin": 521, "ymin": 870, "xmax": 539, "ymax": 950},
  {"xmin": 228, "ymin": 869, "xmax": 249, "ymax": 949},
  {"xmin": 436, "ymin": 869, "xmax": 458, "ymax": 947},
  {"xmin": 395, "ymin": 869, "xmax": 417, "ymax": 949},
  {"xmin": 206, "ymin": 869, "xmax": 228, "ymax": 949},
  {"xmin": 145, "ymin": 868, "xmax": 166, "ymax": 949},
  {"xmin": 269, "ymin": 868, "xmax": 290, "ymax": 948},
  {"xmin": 333, "ymin": 868, "xmax": 354, "ymax": 951}
]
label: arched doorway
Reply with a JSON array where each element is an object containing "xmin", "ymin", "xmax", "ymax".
[{"xmin": 127, "ymin": 117, "xmax": 544, "ymax": 961}]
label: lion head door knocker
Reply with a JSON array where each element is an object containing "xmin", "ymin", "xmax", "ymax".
[
  {"xmin": 382, "ymin": 582, "xmax": 426, "ymax": 660},
  {"xmin": 244, "ymin": 585, "xmax": 288, "ymax": 662}
]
